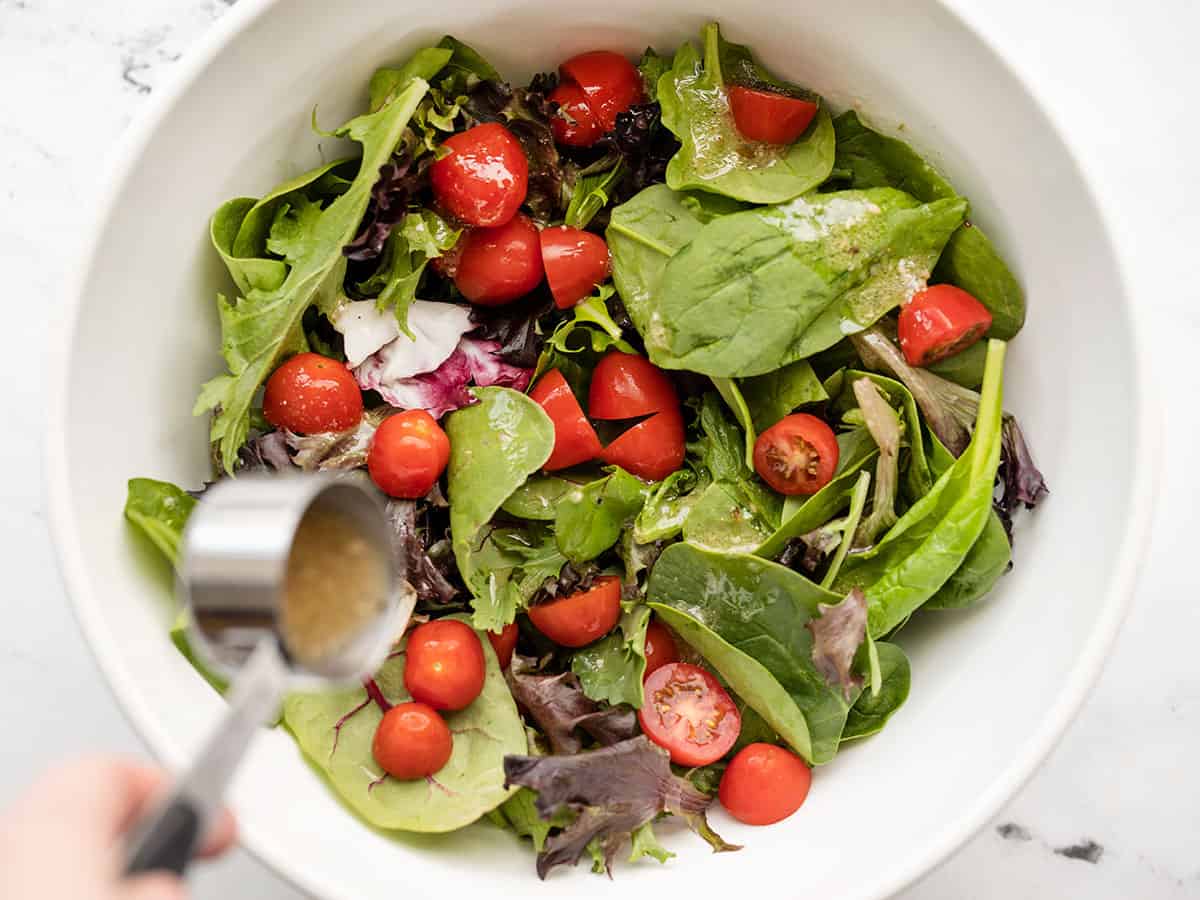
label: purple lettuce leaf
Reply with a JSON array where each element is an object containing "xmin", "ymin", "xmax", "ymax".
[
  {"xmin": 384, "ymin": 497, "xmax": 463, "ymax": 608},
  {"xmin": 807, "ymin": 588, "xmax": 868, "ymax": 701},
  {"xmin": 506, "ymin": 655, "xmax": 637, "ymax": 755},
  {"xmin": 343, "ymin": 157, "xmax": 428, "ymax": 262},
  {"xmin": 468, "ymin": 291, "xmax": 556, "ymax": 369}
]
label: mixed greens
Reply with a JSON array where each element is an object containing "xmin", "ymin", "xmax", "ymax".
[{"xmin": 125, "ymin": 22, "xmax": 1046, "ymax": 878}]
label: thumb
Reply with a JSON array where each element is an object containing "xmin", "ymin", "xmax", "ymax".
[{"xmin": 115, "ymin": 872, "xmax": 189, "ymax": 900}]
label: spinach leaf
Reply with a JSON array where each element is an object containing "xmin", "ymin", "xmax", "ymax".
[
  {"xmin": 198, "ymin": 78, "xmax": 429, "ymax": 471},
  {"xmin": 647, "ymin": 542, "xmax": 860, "ymax": 764},
  {"xmin": 633, "ymin": 468, "xmax": 708, "ymax": 543},
  {"xmin": 832, "ymin": 110, "xmax": 1025, "ymax": 339},
  {"xmin": 555, "ymin": 467, "xmax": 651, "ymax": 564},
  {"xmin": 502, "ymin": 474, "xmax": 575, "ymax": 521},
  {"xmin": 282, "ymin": 613, "xmax": 525, "ymax": 832},
  {"xmin": 647, "ymin": 187, "xmax": 966, "ymax": 377},
  {"xmin": 711, "ymin": 377, "xmax": 755, "ymax": 469},
  {"xmin": 840, "ymin": 641, "xmax": 910, "ymax": 741},
  {"xmin": 445, "ymin": 387, "xmax": 556, "ymax": 629},
  {"xmin": 927, "ymin": 340, "xmax": 987, "ymax": 389},
  {"xmin": 571, "ymin": 604, "xmax": 651, "ymax": 708},
  {"xmin": 739, "ymin": 360, "xmax": 827, "ymax": 433},
  {"xmin": 819, "ymin": 471, "xmax": 870, "ymax": 589},
  {"xmin": 658, "ymin": 24, "xmax": 835, "ymax": 203},
  {"xmin": 925, "ymin": 509, "xmax": 1011, "ymax": 609},
  {"xmin": 123, "ymin": 478, "xmax": 196, "ymax": 568}
]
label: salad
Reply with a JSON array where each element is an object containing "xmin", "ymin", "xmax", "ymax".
[{"xmin": 124, "ymin": 22, "xmax": 1048, "ymax": 878}]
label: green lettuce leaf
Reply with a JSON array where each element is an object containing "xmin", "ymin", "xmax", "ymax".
[
  {"xmin": 123, "ymin": 478, "xmax": 196, "ymax": 568},
  {"xmin": 571, "ymin": 605, "xmax": 651, "ymax": 708}
]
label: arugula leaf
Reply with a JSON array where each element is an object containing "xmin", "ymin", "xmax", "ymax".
[
  {"xmin": 555, "ymin": 467, "xmax": 651, "ymax": 564},
  {"xmin": 658, "ymin": 23, "xmax": 835, "ymax": 203},
  {"xmin": 123, "ymin": 478, "xmax": 196, "ymax": 568},
  {"xmin": 571, "ymin": 605, "xmax": 651, "ymax": 708},
  {"xmin": 740, "ymin": 360, "xmax": 827, "ymax": 432}
]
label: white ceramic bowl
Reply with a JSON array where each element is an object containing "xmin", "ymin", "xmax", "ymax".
[{"xmin": 48, "ymin": 0, "xmax": 1154, "ymax": 897}]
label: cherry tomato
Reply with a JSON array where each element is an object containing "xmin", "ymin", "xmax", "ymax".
[
  {"xmin": 430, "ymin": 123, "xmax": 528, "ymax": 227},
  {"xmin": 528, "ymin": 369, "xmax": 603, "ymax": 470},
  {"xmin": 599, "ymin": 407, "xmax": 685, "ymax": 482},
  {"xmin": 898, "ymin": 284, "xmax": 993, "ymax": 367},
  {"xmin": 559, "ymin": 51, "xmax": 645, "ymax": 133},
  {"xmin": 727, "ymin": 86, "xmax": 819, "ymax": 144},
  {"xmin": 540, "ymin": 226, "xmax": 611, "ymax": 310},
  {"xmin": 639, "ymin": 662, "xmax": 741, "ymax": 766},
  {"xmin": 403, "ymin": 619, "xmax": 486, "ymax": 712},
  {"xmin": 548, "ymin": 82, "xmax": 602, "ymax": 147},
  {"xmin": 262, "ymin": 352, "xmax": 362, "ymax": 435},
  {"xmin": 486, "ymin": 622, "xmax": 519, "ymax": 670},
  {"xmin": 753, "ymin": 413, "xmax": 839, "ymax": 496},
  {"xmin": 526, "ymin": 576, "xmax": 621, "ymax": 648},
  {"xmin": 367, "ymin": 410, "xmax": 451, "ymax": 499},
  {"xmin": 719, "ymin": 743, "xmax": 812, "ymax": 825},
  {"xmin": 588, "ymin": 351, "xmax": 679, "ymax": 419},
  {"xmin": 372, "ymin": 701, "xmax": 453, "ymax": 780},
  {"xmin": 643, "ymin": 619, "xmax": 679, "ymax": 678},
  {"xmin": 453, "ymin": 214, "xmax": 544, "ymax": 306}
]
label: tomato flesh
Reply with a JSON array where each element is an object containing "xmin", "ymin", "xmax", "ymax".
[
  {"xmin": 372, "ymin": 702, "xmax": 453, "ymax": 780},
  {"xmin": 588, "ymin": 351, "xmax": 678, "ymax": 420},
  {"xmin": 642, "ymin": 619, "xmax": 679, "ymax": 678},
  {"xmin": 454, "ymin": 213, "xmax": 544, "ymax": 306},
  {"xmin": 430, "ymin": 122, "xmax": 528, "ymax": 227},
  {"xmin": 548, "ymin": 82, "xmax": 603, "ymax": 147},
  {"xmin": 529, "ymin": 369, "xmax": 603, "ymax": 470},
  {"xmin": 898, "ymin": 284, "xmax": 993, "ymax": 367},
  {"xmin": 403, "ymin": 619, "xmax": 486, "ymax": 712},
  {"xmin": 728, "ymin": 86, "xmax": 819, "ymax": 144},
  {"xmin": 486, "ymin": 623, "xmax": 519, "ymax": 670},
  {"xmin": 540, "ymin": 226, "xmax": 611, "ymax": 310},
  {"xmin": 599, "ymin": 407, "xmax": 685, "ymax": 482},
  {"xmin": 639, "ymin": 662, "xmax": 741, "ymax": 766},
  {"xmin": 527, "ymin": 576, "xmax": 621, "ymax": 648},
  {"xmin": 263, "ymin": 352, "xmax": 363, "ymax": 435},
  {"xmin": 560, "ymin": 51, "xmax": 645, "ymax": 134},
  {"xmin": 753, "ymin": 413, "xmax": 839, "ymax": 496},
  {"xmin": 368, "ymin": 410, "xmax": 451, "ymax": 499},
  {"xmin": 719, "ymin": 743, "xmax": 812, "ymax": 825}
]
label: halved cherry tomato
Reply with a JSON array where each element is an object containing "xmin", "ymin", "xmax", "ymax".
[
  {"xmin": 372, "ymin": 701, "xmax": 453, "ymax": 780},
  {"xmin": 728, "ymin": 86, "xmax": 819, "ymax": 144},
  {"xmin": 403, "ymin": 619, "xmax": 486, "ymax": 712},
  {"xmin": 719, "ymin": 743, "xmax": 812, "ymax": 825},
  {"xmin": 588, "ymin": 351, "xmax": 678, "ymax": 420},
  {"xmin": 548, "ymin": 82, "xmax": 602, "ymax": 147},
  {"xmin": 540, "ymin": 226, "xmax": 611, "ymax": 309},
  {"xmin": 367, "ymin": 410, "xmax": 451, "ymax": 499},
  {"xmin": 528, "ymin": 369, "xmax": 602, "ymax": 470},
  {"xmin": 486, "ymin": 622, "xmax": 519, "ymax": 670},
  {"xmin": 753, "ymin": 413, "xmax": 839, "ymax": 496},
  {"xmin": 430, "ymin": 123, "xmax": 528, "ymax": 227},
  {"xmin": 560, "ymin": 51, "xmax": 645, "ymax": 133},
  {"xmin": 599, "ymin": 407, "xmax": 685, "ymax": 482},
  {"xmin": 639, "ymin": 662, "xmax": 741, "ymax": 766},
  {"xmin": 453, "ymin": 214, "xmax": 544, "ymax": 306},
  {"xmin": 527, "ymin": 576, "xmax": 621, "ymax": 648},
  {"xmin": 898, "ymin": 284, "xmax": 993, "ymax": 367},
  {"xmin": 643, "ymin": 619, "xmax": 679, "ymax": 678},
  {"xmin": 263, "ymin": 352, "xmax": 363, "ymax": 435}
]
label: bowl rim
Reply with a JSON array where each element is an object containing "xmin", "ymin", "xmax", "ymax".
[{"xmin": 45, "ymin": 1, "xmax": 1160, "ymax": 897}]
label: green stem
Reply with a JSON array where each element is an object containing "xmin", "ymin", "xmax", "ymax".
[{"xmin": 821, "ymin": 470, "xmax": 871, "ymax": 589}]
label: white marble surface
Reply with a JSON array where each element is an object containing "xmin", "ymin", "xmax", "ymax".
[{"xmin": 1, "ymin": 0, "xmax": 1197, "ymax": 896}]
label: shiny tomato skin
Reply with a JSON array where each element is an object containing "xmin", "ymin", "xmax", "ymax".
[
  {"xmin": 540, "ymin": 226, "xmax": 612, "ymax": 309},
  {"xmin": 588, "ymin": 351, "xmax": 679, "ymax": 420},
  {"xmin": 560, "ymin": 51, "xmax": 645, "ymax": 132},
  {"xmin": 526, "ymin": 576, "xmax": 621, "ymax": 648},
  {"xmin": 528, "ymin": 369, "xmax": 603, "ymax": 470},
  {"xmin": 719, "ymin": 743, "xmax": 813, "ymax": 825},
  {"xmin": 599, "ymin": 407, "xmax": 685, "ymax": 482},
  {"xmin": 642, "ymin": 619, "xmax": 679, "ymax": 678},
  {"xmin": 898, "ymin": 284, "xmax": 994, "ymax": 367},
  {"xmin": 486, "ymin": 622, "xmax": 519, "ymax": 670},
  {"xmin": 453, "ymin": 214, "xmax": 544, "ymax": 306},
  {"xmin": 367, "ymin": 410, "xmax": 451, "ymax": 499},
  {"xmin": 753, "ymin": 413, "xmax": 839, "ymax": 496},
  {"xmin": 372, "ymin": 702, "xmax": 453, "ymax": 780},
  {"xmin": 430, "ymin": 123, "xmax": 528, "ymax": 227},
  {"xmin": 548, "ymin": 82, "xmax": 603, "ymax": 147},
  {"xmin": 262, "ymin": 352, "xmax": 363, "ymax": 435},
  {"xmin": 728, "ymin": 86, "xmax": 819, "ymax": 144},
  {"xmin": 403, "ymin": 619, "xmax": 486, "ymax": 712},
  {"xmin": 639, "ymin": 662, "xmax": 741, "ymax": 766}
]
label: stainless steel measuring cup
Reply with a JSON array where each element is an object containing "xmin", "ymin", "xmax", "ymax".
[{"xmin": 124, "ymin": 473, "xmax": 414, "ymax": 876}]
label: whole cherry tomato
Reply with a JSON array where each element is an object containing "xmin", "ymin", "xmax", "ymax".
[
  {"xmin": 367, "ymin": 410, "xmax": 451, "ymax": 499},
  {"xmin": 453, "ymin": 214, "xmax": 544, "ymax": 306},
  {"xmin": 372, "ymin": 702, "xmax": 453, "ymax": 780},
  {"xmin": 403, "ymin": 619, "xmax": 486, "ymax": 712},
  {"xmin": 728, "ymin": 86, "xmax": 819, "ymax": 144},
  {"xmin": 719, "ymin": 742, "xmax": 813, "ymax": 825},
  {"xmin": 430, "ymin": 123, "xmax": 528, "ymax": 227},
  {"xmin": 263, "ymin": 352, "xmax": 362, "ymax": 434}
]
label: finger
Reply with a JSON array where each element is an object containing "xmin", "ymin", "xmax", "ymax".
[
  {"xmin": 23, "ymin": 756, "xmax": 167, "ymax": 837},
  {"xmin": 196, "ymin": 806, "xmax": 238, "ymax": 859},
  {"xmin": 115, "ymin": 872, "xmax": 188, "ymax": 900}
]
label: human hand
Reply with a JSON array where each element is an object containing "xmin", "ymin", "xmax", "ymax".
[{"xmin": 0, "ymin": 756, "xmax": 236, "ymax": 899}]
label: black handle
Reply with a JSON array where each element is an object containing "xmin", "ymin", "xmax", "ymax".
[{"xmin": 124, "ymin": 797, "xmax": 202, "ymax": 876}]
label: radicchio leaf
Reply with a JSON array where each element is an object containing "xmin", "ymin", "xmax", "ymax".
[
  {"xmin": 384, "ymin": 498, "xmax": 463, "ymax": 607},
  {"xmin": 503, "ymin": 736, "xmax": 737, "ymax": 878},
  {"xmin": 506, "ymin": 655, "xmax": 637, "ymax": 755},
  {"xmin": 807, "ymin": 587, "xmax": 868, "ymax": 701},
  {"xmin": 337, "ymin": 299, "xmax": 473, "ymax": 373}
]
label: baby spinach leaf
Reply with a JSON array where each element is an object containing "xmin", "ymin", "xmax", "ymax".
[
  {"xmin": 282, "ymin": 613, "xmax": 525, "ymax": 832},
  {"xmin": 840, "ymin": 641, "xmax": 910, "ymax": 741},
  {"xmin": 633, "ymin": 468, "xmax": 708, "ymax": 543},
  {"xmin": 739, "ymin": 360, "xmax": 827, "ymax": 433},
  {"xmin": 927, "ymin": 340, "xmax": 987, "ymax": 389},
  {"xmin": 832, "ymin": 110, "xmax": 1025, "ymax": 339},
  {"xmin": 925, "ymin": 509, "xmax": 1011, "ymax": 609},
  {"xmin": 820, "ymin": 470, "xmax": 870, "ymax": 588},
  {"xmin": 658, "ymin": 24, "xmax": 835, "ymax": 203},
  {"xmin": 198, "ymin": 78, "xmax": 430, "ymax": 472},
  {"xmin": 571, "ymin": 605, "xmax": 651, "ymax": 708},
  {"xmin": 123, "ymin": 478, "xmax": 196, "ymax": 568},
  {"xmin": 445, "ymin": 387, "xmax": 556, "ymax": 629},
  {"xmin": 711, "ymin": 377, "xmax": 755, "ymax": 469},
  {"xmin": 682, "ymin": 481, "xmax": 779, "ymax": 553},
  {"xmin": 502, "ymin": 474, "xmax": 575, "ymax": 521},
  {"xmin": 555, "ymin": 467, "xmax": 652, "ymax": 564},
  {"xmin": 648, "ymin": 187, "xmax": 966, "ymax": 377}
]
